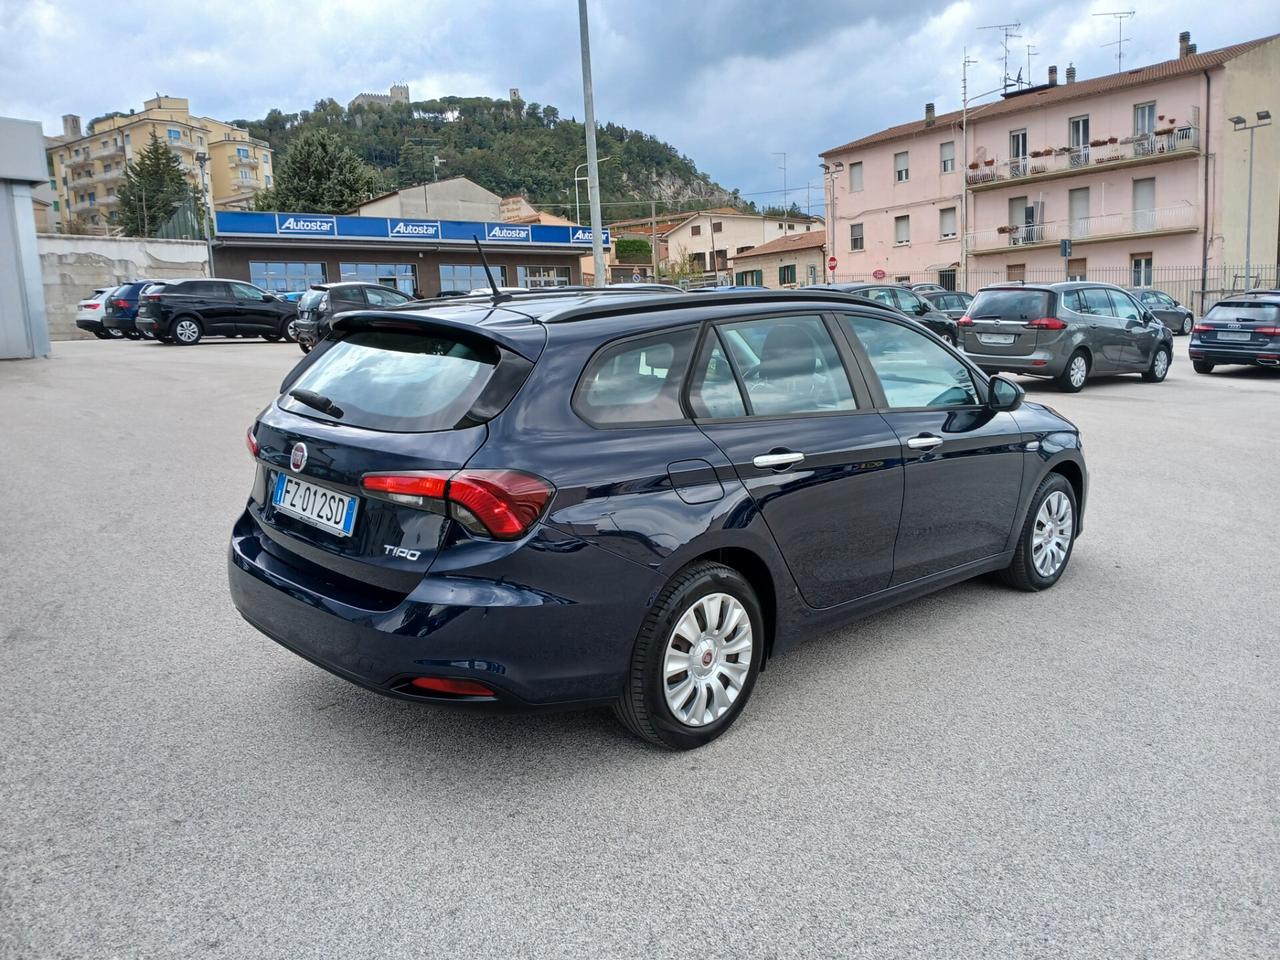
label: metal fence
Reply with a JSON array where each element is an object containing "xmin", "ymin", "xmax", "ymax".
[{"xmin": 829, "ymin": 263, "xmax": 1279, "ymax": 314}]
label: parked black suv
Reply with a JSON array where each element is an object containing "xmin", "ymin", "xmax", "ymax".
[
  {"xmin": 295, "ymin": 282, "xmax": 415, "ymax": 353},
  {"xmin": 136, "ymin": 278, "xmax": 298, "ymax": 345},
  {"xmin": 808, "ymin": 283, "xmax": 959, "ymax": 344}
]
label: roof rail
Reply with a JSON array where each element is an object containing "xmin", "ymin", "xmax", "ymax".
[{"xmin": 541, "ymin": 288, "xmax": 905, "ymax": 324}]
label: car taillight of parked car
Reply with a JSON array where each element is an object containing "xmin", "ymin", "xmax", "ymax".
[
  {"xmin": 113, "ymin": 299, "xmax": 129, "ymax": 308},
  {"xmin": 1192, "ymin": 323, "xmax": 1215, "ymax": 333},
  {"xmin": 957, "ymin": 315, "xmax": 974, "ymax": 326},
  {"xmin": 245, "ymin": 426, "xmax": 259, "ymax": 459},
  {"xmin": 1252, "ymin": 326, "xmax": 1280, "ymax": 337},
  {"xmin": 361, "ymin": 470, "xmax": 554, "ymax": 540},
  {"xmin": 1026, "ymin": 317, "xmax": 1068, "ymax": 330}
]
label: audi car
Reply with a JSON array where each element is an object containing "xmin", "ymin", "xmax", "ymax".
[{"xmin": 1188, "ymin": 291, "xmax": 1280, "ymax": 372}]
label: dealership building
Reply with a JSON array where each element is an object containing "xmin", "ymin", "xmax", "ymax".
[{"xmin": 211, "ymin": 211, "xmax": 610, "ymax": 296}]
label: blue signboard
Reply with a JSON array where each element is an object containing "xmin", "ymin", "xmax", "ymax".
[{"xmin": 215, "ymin": 211, "xmax": 609, "ymax": 247}]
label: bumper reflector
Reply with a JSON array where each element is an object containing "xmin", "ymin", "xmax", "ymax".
[{"xmin": 409, "ymin": 677, "xmax": 495, "ymax": 697}]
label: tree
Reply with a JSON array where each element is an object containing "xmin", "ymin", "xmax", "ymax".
[
  {"xmin": 255, "ymin": 128, "xmax": 380, "ymax": 213},
  {"xmin": 112, "ymin": 132, "xmax": 194, "ymax": 237},
  {"xmin": 614, "ymin": 236, "xmax": 652, "ymax": 263}
]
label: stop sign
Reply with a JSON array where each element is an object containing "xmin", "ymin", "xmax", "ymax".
[{"xmin": 827, "ymin": 255, "xmax": 838, "ymax": 273}]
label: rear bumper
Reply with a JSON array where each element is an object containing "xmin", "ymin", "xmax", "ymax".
[
  {"xmin": 1188, "ymin": 344, "xmax": 1280, "ymax": 366},
  {"xmin": 966, "ymin": 349, "xmax": 1065, "ymax": 377},
  {"xmin": 227, "ymin": 507, "xmax": 664, "ymax": 709},
  {"xmin": 136, "ymin": 317, "xmax": 165, "ymax": 337},
  {"xmin": 104, "ymin": 313, "xmax": 137, "ymax": 333},
  {"xmin": 75, "ymin": 317, "xmax": 104, "ymax": 334}
]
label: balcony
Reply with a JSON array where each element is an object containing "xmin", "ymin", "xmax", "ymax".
[
  {"xmin": 966, "ymin": 127, "xmax": 1200, "ymax": 191},
  {"xmin": 97, "ymin": 166, "xmax": 125, "ymax": 184},
  {"xmin": 965, "ymin": 203, "xmax": 1200, "ymax": 255},
  {"xmin": 166, "ymin": 138, "xmax": 197, "ymax": 154},
  {"xmin": 70, "ymin": 199, "xmax": 99, "ymax": 215},
  {"xmin": 230, "ymin": 153, "xmax": 260, "ymax": 168},
  {"xmin": 98, "ymin": 142, "xmax": 125, "ymax": 160}
]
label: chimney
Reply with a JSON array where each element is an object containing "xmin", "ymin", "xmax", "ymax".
[
  {"xmin": 1188, "ymin": 43, "xmax": 1197, "ymax": 55},
  {"xmin": 924, "ymin": 102, "xmax": 936, "ymax": 126},
  {"xmin": 1048, "ymin": 65, "xmax": 1058, "ymax": 86},
  {"xmin": 1066, "ymin": 64, "xmax": 1077, "ymax": 84},
  {"xmin": 1179, "ymin": 31, "xmax": 1191, "ymax": 58},
  {"xmin": 62, "ymin": 114, "xmax": 81, "ymax": 138}
]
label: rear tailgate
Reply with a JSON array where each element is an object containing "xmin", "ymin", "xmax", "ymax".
[
  {"xmin": 1195, "ymin": 300, "xmax": 1280, "ymax": 351},
  {"xmin": 961, "ymin": 288, "xmax": 1054, "ymax": 357}
]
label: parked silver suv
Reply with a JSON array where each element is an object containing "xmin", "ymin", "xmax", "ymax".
[{"xmin": 959, "ymin": 282, "xmax": 1175, "ymax": 392}]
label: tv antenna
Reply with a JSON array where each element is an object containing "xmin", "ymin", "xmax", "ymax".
[
  {"xmin": 979, "ymin": 21, "xmax": 1022, "ymax": 93},
  {"xmin": 1025, "ymin": 43, "xmax": 1039, "ymax": 87},
  {"xmin": 1095, "ymin": 10, "xmax": 1136, "ymax": 72}
]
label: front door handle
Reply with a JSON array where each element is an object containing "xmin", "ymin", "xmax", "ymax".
[
  {"xmin": 906, "ymin": 434, "xmax": 943, "ymax": 451},
  {"xmin": 752, "ymin": 451, "xmax": 805, "ymax": 469}
]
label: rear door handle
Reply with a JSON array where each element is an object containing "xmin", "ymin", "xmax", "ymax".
[
  {"xmin": 906, "ymin": 435, "xmax": 943, "ymax": 451},
  {"xmin": 752, "ymin": 451, "xmax": 805, "ymax": 469}
]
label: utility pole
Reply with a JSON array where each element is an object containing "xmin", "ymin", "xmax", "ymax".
[
  {"xmin": 650, "ymin": 200, "xmax": 658, "ymax": 280},
  {"xmin": 772, "ymin": 152, "xmax": 787, "ymax": 215},
  {"xmin": 960, "ymin": 47, "xmax": 977, "ymax": 292},
  {"xmin": 577, "ymin": 0, "xmax": 606, "ymax": 287},
  {"xmin": 195, "ymin": 152, "xmax": 214, "ymax": 274}
]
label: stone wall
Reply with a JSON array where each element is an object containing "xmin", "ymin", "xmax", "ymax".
[{"xmin": 38, "ymin": 235, "xmax": 209, "ymax": 340}]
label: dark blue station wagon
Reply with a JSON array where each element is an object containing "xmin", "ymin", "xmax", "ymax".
[{"xmin": 229, "ymin": 288, "xmax": 1088, "ymax": 748}]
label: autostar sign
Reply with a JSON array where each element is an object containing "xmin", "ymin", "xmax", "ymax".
[
  {"xmin": 388, "ymin": 219, "xmax": 441, "ymax": 240},
  {"xmin": 275, "ymin": 214, "xmax": 336, "ymax": 235},
  {"xmin": 485, "ymin": 223, "xmax": 531, "ymax": 243},
  {"xmin": 215, "ymin": 212, "xmax": 609, "ymax": 248}
]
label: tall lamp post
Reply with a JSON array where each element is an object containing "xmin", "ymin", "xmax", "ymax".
[
  {"xmin": 819, "ymin": 161, "xmax": 844, "ymax": 282},
  {"xmin": 1229, "ymin": 110, "xmax": 1271, "ymax": 290},
  {"xmin": 194, "ymin": 152, "xmax": 214, "ymax": 275}
]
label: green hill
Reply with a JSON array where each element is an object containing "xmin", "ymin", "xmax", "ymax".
[{"xmin": 231, "ymin": 95, "xmax": 744, "ymax": 221}]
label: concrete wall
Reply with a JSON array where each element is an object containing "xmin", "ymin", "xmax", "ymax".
[{"xmin": 38, "ymin": 235, "xmax": 209, "ymax": 340}]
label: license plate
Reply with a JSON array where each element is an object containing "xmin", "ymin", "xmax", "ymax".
[
  {"xmin": 1217, "ymin": 330, "xmax": 1251, "ymax": 341},
  {"xmin": 978, "ymin": 333, "xmax": 1016, "ymax": 345},
  {"xmin": 272, "ymin": 473, "xmax": 358, "ymax": 536}
]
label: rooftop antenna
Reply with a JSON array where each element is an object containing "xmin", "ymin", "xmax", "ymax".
[
  {"xmin": 1095, "ymin": 10, "xmax": 1136, "ymax": 72},
  {"xmin": 1025, "ymin": 43, "xmax": 1039, "ymax": 87},
  {"xmin": 471, "ymin": 236, "xmax": 512, "ymax": 304},
  {"xmin": 979, "ymin": 21, "xmax": 1022, "ymax": 93}
]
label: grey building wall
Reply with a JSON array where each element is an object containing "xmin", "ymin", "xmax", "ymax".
[{"xmin": 1, "ymin": 116, "xmax": 52, "ymax": 359}]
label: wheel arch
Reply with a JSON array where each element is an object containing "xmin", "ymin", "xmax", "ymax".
[{"xmin": 684, "ymin": 546, "xmax": 778, "ymax": 666}]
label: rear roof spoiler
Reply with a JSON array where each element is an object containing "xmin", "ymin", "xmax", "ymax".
[{"xmin": 330, "ymin": 309, "xmax": 546, "ymax": 361}]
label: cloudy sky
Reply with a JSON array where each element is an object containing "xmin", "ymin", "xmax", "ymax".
[{"xmin": 4, "ymin": 0, "xmax": 1277, "ymax": 214}]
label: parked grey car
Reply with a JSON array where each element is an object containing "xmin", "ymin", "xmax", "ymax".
[
  {"xmin": 922, "ymin": 289, "xmax": 973, "ymax": 320},
  {"xmin": 960, "ymin": 282, "xmax": 1174, "ymax": 392},
  {"xmin": 809, "ymin": 283, "xmax": 959, "ymax": 344},
  {"xmin": 1128, "ymin": 287, "xmax": 1195, "ymax": 335}
]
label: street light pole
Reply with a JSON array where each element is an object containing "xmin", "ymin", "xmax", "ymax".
[
  {"xmin": 195, "ymin": 151, "xmax": 214, "ymax": 275},
  {"xmin": 577, "ymin": 0, "xmax": 606, "ymax": 287},
  {"xmin": 819, "ymin": 161, "xmax": 843, "ymax": 282},
  {"xmin": 1229, "ymin": 110, "xmax": 1272, "ymax": 289}
]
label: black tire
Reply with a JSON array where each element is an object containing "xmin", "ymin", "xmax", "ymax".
[
  {"xmin": 124, "ymin": 331, "xmax": 141, "ymax": 340},
  {"xmin": 92, "ymin": 331, "xmax": 112, "ymax": 340},
  {"xmin": 1000, "ymin": 473, "xmax": 1078, "ymax": 592},
  {"xmin": 283, "ymin": 318, "xmax": 299, "ymax": 343},
  {"xmin": 1193, "ymin": 360, "xmax": 1214, "ymax": 374},
  {"xmin": 171, "ymin": 316, "xmax": 202, "ymax": 346},
  {"xmin": 261, "ymin": 333, "xmax": 282, "ymax": 342},
  {"xmin": 298, "ymin": 340, "xmax": 312, "ymax": 354},
  {"xmin": 613, "ymin": 562, "xmax": 764, "ymax": 750},
  {"xmin": 1141, "ymin": 346, "xmax": 1171, "ymax": 382},
  {"xmin": 1055, "ymin": 350, "xmax": 1089, "ymax": 392},
  {"xmin": 105, "ymin": 327, "xmax": 125, "ymax": 339},
  {"xmin": 1179, "ymin": 315, "xmax": 1193, "ymax": 336}
]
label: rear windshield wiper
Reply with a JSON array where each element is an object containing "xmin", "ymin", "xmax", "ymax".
[{"xmin": 288, "ymin": 389, "xmax": 345, "ymax": 419}]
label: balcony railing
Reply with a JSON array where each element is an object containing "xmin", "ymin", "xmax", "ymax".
[
  {"xmin": 219, "ymin": 134, "xmax": 270, "ymax": 149},
  {"xmin": 965, "ymin": 126, "xmax": 1200, "ymax": 187},
  {"xmin": 230, "ymin": 154, "xmax": 260, "ymax": 167},
  {"xmin": 965, "ymin": 203, "xmax": 1200, "ymax": 253}
]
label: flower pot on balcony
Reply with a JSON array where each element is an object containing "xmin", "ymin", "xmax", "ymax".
[
  {"xmin": 1089, "ymin": 139, "xmax": 1107, "ymax": 148},
  {"xmin": 996, "ymin": 224, "xmax": 1015, "ymax": 234},
  {"xmin": 968, "ymin": 161, "xmax": 980, "ymax": 170},
  {"xmin": 1155, "ymin": 127, "xmax": 1175, "ymax": 136},
  {"xmin": 983, "ymin": 159, "xmax": 994, "ymax": 166},
  {"xmin": 1107, "ymin": 136, "xmax": 1118, "ymax": 145}
]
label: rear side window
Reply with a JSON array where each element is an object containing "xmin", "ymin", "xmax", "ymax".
[
  {"xmin": 574, "ymin": 328, "xmax": 697, "ymax": 426},
  {"xmin": 280, "ymin": 330, "xmax": 498, "ymax": 432},
  {"xmin": 688, "ymin": 333, "xmax": 747, "ymax": 419},
  {"xmin": 719, "ymin": 314, "xmax": 856, "ymax": 416},
  {"xmin": 365, "ymin": 286, "xmax": 409, "ymax": 307},
  {"xmin": 969, "ymin": 289, "xmax": 1053, "ymax": 320},
  {"xmin": 182, "ymin": 281, "xmax": 226, "ymax": 298}
]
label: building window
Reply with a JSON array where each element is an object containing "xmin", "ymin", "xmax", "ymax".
[
  {"xmin": 1069, "ymin": 115, "xmax": 1090, "ymax": 149},
  {"xmin": 237, "ymin": 146, "xmax": 250, "ymax": 158},
  {"xmin": 517, "ymin": 265, "xmax": 571, "ymax": 287},
  {"xmin": 894, "ymin": 151, "xmax": 909, "ymax": 183},
  {"xmin": 1131, "ymin": 254, "xmax": 1153, "ymax": 287},
  {"xmin": 264, "ymin": 175, "xmax": 272, "ymax": 187},
  {"xmin": 690, "ymin": 224, "xmax": 702, "ymax": 237},
  {"xmin": 940, "ymin": 141, "xmax": 955, "ymax": 173},
  {"xmin": 939, "ymin": 207, "xmax": 957, "ymax": 239},
  {"xmin": 1134, "ymin": 101, "xmax": 1156, "ymax": 136},
  {"xmin": 1010, "ymin": 128, "xmax": 1027, "ymax": 163},
  {"xmin": 167, "ymin": 128, "xmax": 181, "ymax": 140},
  {"xmin": 87, "ymin": 191, "xmax": 96, "ymax": 205},
  {"xmin": 849, "ymin": 161, "xmax": 863, "ymax": 192},
  {"xmin": 239, "ymin": 169, "xmax": 251, "ymax": 181},
  {"xmin": 436, "ymin": 263, "xmax": 501, "ymax": 294},
  {"xmin": 1007, "ymin": 263, "xmax": 1026, "ymax": 282},
  {"xmin": 103, "ymin": 163, "xmax": 111, "ymax": 173},
  {"xmin": 262, "ymin": 154, "xmax": 269, "ymax": 165},
  {"xmin": 1132, "ymin": 177, "xmax": 1156, "ymax": 231},
  {"xmin": 712, "ymin": 221, "xmax": 723, "ymax": 233},
  {"xmin": 249, "ymin": 261, "xmax": 327, "ymax": 293},
  {"xmin": 736, "ymin": 245, "xmax": 754, "ymax": 255},
  {"xmin": 735, "ymin": 269, "xmax": 763, "ymax": 286},
  {"xmin": 938, "ymin": 268, "xmax": 956, "ymax": 291},
  {"xmin": 123, "ymin": 133, "xmax": 130, "ymax": 144},
  {"xmin": 894, "ymin": 215, "xmax": 910, "ymax": 245},
  {"xmin": 806, "ymin": 263, "xmax": 818, "ymax": 285},
  {"xmin": 850, "ymin": 222, "xmax": 864, "ymax": 251},
  {"xmin": 778, "ymin": 264, "xmax": 797, "ymax": 285},
  {"xmin": 73, "ymin": 148, "xmax": 80, "ymax": 157},
  {"xmin": 894, "ymin": 275, "xmax": 911, "ymax": 284},
  {"xmin": 1066, "ymin": 258, "xmax": 1087, "ymax": 281},
  {"xmin": 1069, "ymin": 187, "xmax": 1090, "ymax": 237},
  {"xmin": 197, "ymin": 135, "xmax": 204, "ymax": 146}
]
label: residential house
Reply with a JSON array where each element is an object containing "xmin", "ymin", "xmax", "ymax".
[{"xmin": 729, "ymin": 231, "xmax": 828, "ymax": 287}]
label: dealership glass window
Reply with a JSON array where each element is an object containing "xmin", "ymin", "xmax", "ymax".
[
  {"xmin": 1131, "ymin": 254, "xmax": 1153, "ymax": 287},
  {"xmin": 894, "ymin": 151, "xmax": 909, "ymax": 183},
  {"xmin": 939, "ymin": 207, "xmax": 957, "ymax": 239},
  {"xmin": 850, "ymin": 222, "xmax": 864, "ymax": 251},
  {"xmin": 940, "ymin": 141, "xmax": 955, "ymax": 173},
  {"xmin": 848, "ymin": 162, "xmax": 863, "ymax": 192},
  {"xmin": 437, "ymin": 263, "xmax": 504, "ymax": 294},
  {"xmin": 894, "ymin": 215, "xmax": 910, "ymax": 245},
  {"xmin": 249, "ymin": 261, "xmax": 327, "ymax": 293},
  {"xmin": 517, "ymin": 265, "xmax": 571, "ymax": 287}
]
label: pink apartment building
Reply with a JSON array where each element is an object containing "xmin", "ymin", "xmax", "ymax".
[{"xmin": 820, "ymin": 32, "xmax": 1279, "ymax": 307}]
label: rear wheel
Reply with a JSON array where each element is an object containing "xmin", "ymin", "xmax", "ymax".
[
  {"xmin": 1142, "ymin": 346, "xmax": 1170, "ymax": 382},
  {"xmin": 298, "ymin": 340, "xmax": 312, "ymax": 354},
  {"xmin": 105, "ymin": 327, "xmax": 125, "ymax": 339},
  {"xmin": 1055, "ymin": 350, "xmax": 1089, "ymax": 392},
  {"xmin": 283, "ymin": 319, "xmax": 299, "ymax": 343},
  {"xmin": 92, "ymin": 331, "xmax": 112, "ymax": 340},
  {"xmin": 124, "ymin": 331, "xmax": 141, "ymax": 340},
  {"xmin": 172, "ymin": 317, "xmax": 202, "ymax": 346},
  {"xmin": 614, "ymin": 562, "xmax": 762, "ymax": 750},
  {"xmin": 1001, "ymin": 473, "xmax": 1077, "ymax": 591},
  {"xmin": 1193, "ymin": 360, "xmax": 1214, "ymax": 374},
  {"xmin": 1179, "ymin": 315, "xmax": 1193, "ymax": 335},
  {"xmin": 261, "ymin": 333, "xmax": 282, "ymax": 342}
]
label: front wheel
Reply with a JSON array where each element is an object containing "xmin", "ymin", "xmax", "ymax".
[
  {"xmin": 1000, "ymin": 473, "xmax": 1078, "ymax": 591},
  {"xmin": 298, "ymin": 340, "xmax": 312, "ymax": 354},
  {"xmin": 92, "ymin": 330, "xmax": 112, "ymax": 340},
  {"xmin": 1055, "ymin": 350, "xmax": 1089, "ymax": 392},
  {"xmin": 614, "ymin": 562, "xmax": 763, "ymax": 750},
  {"xmin": 171, "ymin": 317, "xmax": 202, "ymax": 346},
  {"xmin": 1193, "ymin": 360, "xmax": 1214, "ymax": 374},
  {"xmin": 283, "ymin": 319, "xmax": 299, "ymax": 343},
  {"xmin": 1142, "ymin": 346, "xmax": 1171, "ymax": 382}
]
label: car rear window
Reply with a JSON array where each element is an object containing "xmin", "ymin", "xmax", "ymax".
[
  {"xmin": 279, "ymin": 330, "xmax": 498, "ymax": 432},
  {"xmin": 573, "ymin": 328, "xmax": 697, "ymax": 425},
  {"xmin": 969, "ymin": 289, "xmax": 1053, "ymax": 320},
  {"xmin": 1206, "ymin": 301, "xmax": 1279, "ymax": 323},
  {"xmin": 298, "ymin": 289, "xmax": 325, "ymax": 310}
]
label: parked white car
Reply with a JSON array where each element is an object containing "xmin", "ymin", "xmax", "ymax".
[{"xmin": 75, "ymin": 287, "xmax": 122, "ymax": 340}]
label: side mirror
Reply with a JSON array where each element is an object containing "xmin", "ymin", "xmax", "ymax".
[
  {"xmin": 262, "ymin": 294, "xmax": 275, "ymax": 302},
  {"xmin": 916, "ymin": 302, "xmax": 931, "ymax": 316},
  {"xmin": 988, "ymin": 374, "xmax": 1024, "ymax": 412}
]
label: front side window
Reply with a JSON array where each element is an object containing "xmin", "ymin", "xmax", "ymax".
[
  {"xmin": 718, "ymin": 315, "xmax": 856, "ymax": 417},
  {"xmin": 894, "ymin": 151, "xmax": 909, "ymax": 183},
  {"xmin": 574, "ymin": 328, "xmax": 697, "ymax": 426},
  {"xmin": 850, "ymin": 222, "xmax": 864, "ymax": 251},
  {"xmin": 843, "ymin": 315, "xmax": 978, "ymax": 409},
  {"xmin": 940, "ymin": 141, "xmax": 955, "ymax": 173},
  {"xmin": 1107, "ymin": 289, "xmax": 1142, "ymax": 321}
]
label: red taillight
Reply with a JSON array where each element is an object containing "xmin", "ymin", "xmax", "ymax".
[
  {"xmin": 957, "ymin": 315, "xmax": 975, "ymax": 327},
  {"xmin": 409, "ymin": 676, "xmax": 495, "ymax": 697},
  {"xmin": 146, "ymin": 294, "xmax": 161, "ymax": 301},
  {"xmin": 1253, "ymin": 326, "xmax": 1280, "ymax": 337},
  {"xmin": 361, "ymin": 469, "xmax": 554, "ymax": 540},
  {"xmin": 85, "ymin": 302, "xmax": 100, "ymax": 310},
  {"xmin": 1026, "ymin": 317, "xmax": 1067, "ymax": 330},
  {"xmin": 113, "ymin": 299, "xmax": 129, "ymax": 308},
  {"xmin": 245, "ymin": 426, "xmax": 259, "ymax": 459},
  {"xmin": 1192, "ymin": 323, "xmax": 1214, "ymax": 333}
]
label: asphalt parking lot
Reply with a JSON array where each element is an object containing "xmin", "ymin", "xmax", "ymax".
[{"xmin": 2, "ymin": 339, "xmax": 1278, "ymax": 959}]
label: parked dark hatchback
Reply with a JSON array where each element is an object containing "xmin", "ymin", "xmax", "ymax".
[
  {"xmin": 295, "ymin": 282, "xmax": 415, "ymax": 353},
  {"xmin": 102, "ymin": 279, "xmax": 159, "ymax": 339},
  {"xmin": 922, "ymin": 289, "xmax": 973, "ymax": 320},
  {"xmin": 229, "ymin": 288, "xmax": 1088, "ymax": 748},
  {"xmin": 1188, "ymin": 292, "xmax": 1280, "ymax": 372},
  {"xmin": 808, "ymin": 283, "xmax": 959, "ymax": 344},
  {"xmin": 1128, "ymin": 287, "xmax": 1195, "ymax": 335},
  {"xmin": 960, "ymin": 282, "xmax": 1174, "ymax": 391},
  {"xmin": 136, "ymin": 278, "xmax": 298, "ymax": 345}
]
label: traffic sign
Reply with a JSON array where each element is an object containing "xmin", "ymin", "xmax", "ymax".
[{"xmin": 827, "ymin": 255, "xmax": 838, "ymax": 273}]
